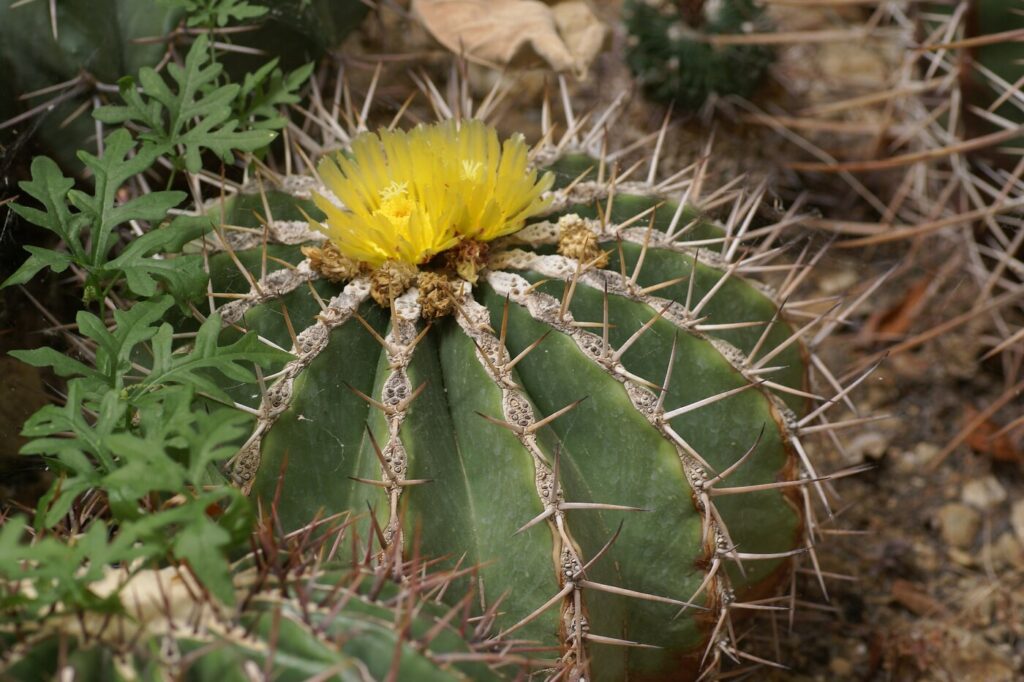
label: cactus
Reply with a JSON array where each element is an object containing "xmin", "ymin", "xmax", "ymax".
[
  {"xmin": 0, "ymin": 507, "xmax": 516, "ymax": 681},
  {"xmin": 161, "ymin": 81, "xmax": 858, "ymax": 679},
  {"xmin": 623, "ymin": 0, "xmax": 773, "ymax": 109},
  {"xmin": 922, "ymin": 1, "xmax": 1024, "ymax": 155}
]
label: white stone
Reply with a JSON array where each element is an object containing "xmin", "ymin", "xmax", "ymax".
[
  {"xmin": 935, "ymin": 503, "xmax": 981, "ymax": 549},
  {"xmin": 1011, "ymin": 499, "xmax": 1024, "ymax": 544},
  {"xmin": 961, "ymin": 476, "xmax": 1007, "ymax": 512}
]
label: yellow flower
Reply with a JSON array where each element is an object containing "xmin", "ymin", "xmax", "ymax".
[{"xmin": 311, "ymin": 120, "xmax": 554, "ymax": 268}]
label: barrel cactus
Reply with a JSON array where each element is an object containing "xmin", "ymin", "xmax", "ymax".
[
  {"xmin": 623, "ymin": 0, "xmax": 774, "ymax": 109},
  {"xmin": 159, "ymin": 96, "xmax": 856, "ymax": 681}
]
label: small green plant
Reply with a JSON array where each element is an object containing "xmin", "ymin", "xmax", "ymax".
[
  {"xmin": 623, "ymin": 0, "xmax": 774, "ymax": 109},
  {"xmin": 3, "ymin": 295, "xmax": 287, "ymax": 611},
  {"xmin": 0, "ymin": 0, "xmax": 364, "ymax": 168},
  {"xmin": 0, "ymin": 22, "xmax": 301, "ymax": 672},
  {"xmin": 1, "ymin": 35, "xmax": 303, "ymax": 302}
]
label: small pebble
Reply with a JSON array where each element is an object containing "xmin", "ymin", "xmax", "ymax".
[
  {"xmin": 961, "ymin": 476, "xmax": 1007, "ymax": 512},
  {"xmin": 948, "ymin": 547, "xmax": 975, "ymax": 567},
  {"xmin": 913, "ymin": 542, "xmax": 941, "ymax": 572},
  {"xmin": 935, "ymin": 503, "xmax": 981, "ymax": 549},
  {"xmin": 981, "ymin": 533, "xmax": 1024, "ymax": 571},
  {"xmin": 846, "ymin": 431, "xmax": 889, "ymax": 463},
  {"xmin": 819, "ymin": 267, "xmax": 858, "ymax": 294},
  {"xmin": 1011, "ymin": 499, "xmax": 1024, "ymax": 544},
  {"xmin": 829, "ymin": 657, "xmax": 853, "ymax": 676},
  {"xmin": 895, "ymin": 442, "xmax": 939, "ymax": 473}
]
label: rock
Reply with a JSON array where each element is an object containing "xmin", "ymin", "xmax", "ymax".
[
  {"xmin": 1011, "ymin": 499, "xmax": 1024, "ymax": 544},
  {"xmin": 845, "ymin": 430, "xmax": 889, "ymax": 463},
  {"xmin": 981, "ymin": 533, "xmax": 1024, "ymax": 571},
  {"xmin": 935, "ymin": 503, "xmax": 981, "ymax": 549},
  {"xmin": 913, "ymin": 541, "xmax": 941, "ymax": 572},
  {"xmin": 829, "ymin": 657, "xmax": 853, "ymax": 676},
  {"xmin": 961, "ymin": 476, "xmax": 1007, "ymax": 512},
  {"xmin": 948, "ymin": 547, "xmax": 975, "ymax": 567},
  {"xmin": 894, "ymin": 442, "xmax": 939, "ymax": 473}
]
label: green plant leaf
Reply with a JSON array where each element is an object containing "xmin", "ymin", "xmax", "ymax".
[
  {"xmin": 105, "ymin": 215, "xmax": 212, "ymax": 301},
  {"xmin": 68, "ymin": 129, "xmax": 185, "ymax": 265},
  {"xmin": 236, "ymin": 59, "xmax": 314, "ymax": 130},
  {"xmin": 1, "ymin": 246, "xmax": 74, "ymax": 288},
  {"xmin": 142, "ymin": 311, "xmax": 292, "ymax": 401},
  {"xmin": 160, "ymin": 0, "xmax": 269, "ymax": 28},
  {"xmin": 2, "ymin": 132, "xmax": 187, "ymax": 297},
  {"xmin": 2, "ymin": 157, "xmax": 84, "ymax": 289},
  {"xmin": 95, "ymin": 35, "xmax": 278, "ymax": 172},
  {"xmin": 9, "ymin": 348, "xmax": 99, "ymax": 382},
  {"xmin": 77, "ymin": 296, "xmax": 176, "ymax": 387},
  {"xmin": 173, "ymin": 507, "xmax": 235, "ymax": 604}
]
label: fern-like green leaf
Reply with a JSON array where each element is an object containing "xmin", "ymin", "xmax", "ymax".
[
  {"xmin": 1, "ymin": 131, "xmax": 195, "ymax": 300},
  {"xmin": 95, "ymin": 34, "xmax": 277, "ymax": 172},
  {"xmin": 236, "ymin": 59, "xmax": 314, "ymax": 130}
]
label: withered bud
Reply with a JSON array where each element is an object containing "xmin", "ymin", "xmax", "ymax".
[
  {"xmin": 417, "ymin": 271, "xmax": 460, "ymax": 319},
  {"xmin": 369, "ymin": 260, "xmax": 419, "ymax": 307},
  {"xmin": 445, "ymin": 239, "xmax": 490, "ymax": 285},
  {"xmin": 557, "ymin": 213, "xmax": 608, "ymax": 268},
  {"xmin": 302, "ymin": 243, "xmax": 361, "ymax": 283}
]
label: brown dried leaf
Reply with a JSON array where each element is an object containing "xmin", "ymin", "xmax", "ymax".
[
  {"xmin": 411, "ymin": 0, "xmax": 606, "ymax": 75},
  {"xmin": 890, "ymin": 579, "xmax": 946, "ymax": 617},
  {"xmin": 551, "ymin": 2, "xmax": 606, "ymax": 71},
  {"xmin": 963, "ymin": 406, "xmax": 1023, "ymax": 463},
  {"xmin": 863, "ymin": 277, "xmax": 930, "ymax": 339}
]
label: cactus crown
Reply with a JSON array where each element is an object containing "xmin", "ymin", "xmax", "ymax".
[{"xmin": 312, "ymin": 120, "xmax": 554, "ymax": 267}]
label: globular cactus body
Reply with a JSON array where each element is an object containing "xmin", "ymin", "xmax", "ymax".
[
  {"xmin": 188, "ymin": 119, "xmax": 813, "ymax": 680},
  {"xmin": 623, "ymin": 0, "xmax": 773, "ymax": 109}
]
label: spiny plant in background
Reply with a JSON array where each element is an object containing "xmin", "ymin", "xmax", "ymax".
[
  {"xmin": 773, "ymin": 1, "xmax": 1024, "ymax": 465},
  {"xmin": 875, "ymin": 0, "xmax": 1024, "ymax": 465},
  {"xmin": 171, "ymin": 74, "xmax": 874, "ymax": 679},
  {"xmin": 1, "ymin": 481, "xmax": 523, "ymax": 680},
  {"xmin": 0, "ymin": 0, "xmax": 367, "ymax": 170},
  {"xmin": 615, "ymin": 0, "xmax": 931, "ymax": 220},
  {"xmin": 628, "ymin": 0, "xmax": 1024, "ymax": 438},
  {"xmin": 623, "ymin": 0, "xmax": 773, "ymax": 110}
]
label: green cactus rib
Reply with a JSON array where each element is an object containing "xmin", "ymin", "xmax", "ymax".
[{"xmin": 190, "ymin": 169, "xmax": 812, "ymax": 680}]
